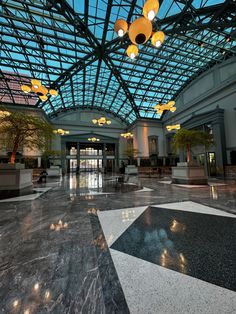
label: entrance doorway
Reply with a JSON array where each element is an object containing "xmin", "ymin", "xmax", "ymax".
[
  {"xmin": 207, "ymin": 152, "xmax": 216, "ymax": 176},
  {"xmin": 69, "ymin": 159, "xmax": 77, "ymax": 172},
  {"xmin": 80, "ymin": 159, "xmax": 102, "ymax": 172}
]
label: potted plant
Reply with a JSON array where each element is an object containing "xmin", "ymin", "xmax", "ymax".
[
  {"xmin": 171, "ymin": 128, "xmax": 214, "ymax": 184},
  {"xmin": 0, "ymin": 108, "xmax": 54, "ymax": 197},
  {"xmin": 124, "ymin": 148, "xmax": 139, "ymax": 165}
]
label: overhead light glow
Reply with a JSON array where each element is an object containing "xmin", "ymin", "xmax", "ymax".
[
  {"xmin": 118, "ymin": 29, "xmax": 124, "ymax": 37},
  {"xmin": 92, "ymin": 117, "xmax": 111, "ymax": 126},
  {"xmin": 152, "ymin": 31, "xmax": 165, "ymax": 48},
  {"xmin": 147, "ymin": 9, "xmax": 155, "ymax": 21},
  {"xmin": 114, "ymin": 0, "xmax": 164, "ymax": 60},
  {"xmin": 127, "ymin": 45, "xmax": 138, "ymax": 59}
]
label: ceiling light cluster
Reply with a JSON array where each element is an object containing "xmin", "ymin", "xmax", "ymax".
[
  {"xmin": 154, "ymin": 100, "xmax": 176, "ymax": 114},
  {"xmin": 92, "ymin": 116, "xmax": 111, "ymax": 126},
  {"xmin": 21, "ymin": 79, "xmax": 58, "ymax": 102},
  {"xmin": 53, "ymin": 128, "xmax": 70, "ymax": 135},
  {"xmin": 88, "ymin": 137, "xmax": 100, "ymax": 142},
  {"xmin": 114, "ymin": 0, "xmax": 165, "ymax": 59},
  {"xmin": 121, "ymin": 132, "xmax": 134, "ymax": 139},
  {"xmin": 166, "ymin": 124, "xmax": 181, "ymax": 131}
]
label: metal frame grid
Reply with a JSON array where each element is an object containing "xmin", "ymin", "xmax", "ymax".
[{"xmin": 0, "ymin": 0, "xmax": 236, "ymax": 124}]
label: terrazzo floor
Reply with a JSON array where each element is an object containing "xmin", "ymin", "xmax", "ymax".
[{"xmin": 0, "ymin": 173, "xmax": 235, "ymax": 313}]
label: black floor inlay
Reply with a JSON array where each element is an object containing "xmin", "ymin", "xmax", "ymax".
[{"xmin": 111, "ymin": 206, "xmax": 236, "ymax": 291}]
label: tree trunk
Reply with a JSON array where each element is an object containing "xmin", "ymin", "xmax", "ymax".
[
  {"xmin": 186, "ymin": 144, "xmax": 191, "ymax": 163},
  {"xmin": 10, "ymin": 139, "xmax": 19, "ymax": 164}
]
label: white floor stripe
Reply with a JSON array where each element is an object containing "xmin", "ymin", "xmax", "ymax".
[
  {"xmin": 98, "ymin": 201, "xmax": 236, "ymax": 313},
  {"xmin": 110, "ymin": 249, "xmax": 236, "ymax": 314}
]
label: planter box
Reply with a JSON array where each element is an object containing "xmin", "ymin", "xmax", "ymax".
[
  {"xmin": 47, "ymin": 166, "xmax": 62, "ymax": 177},
  {"xmin": 172, "ymin": 163, "xmax": 208, "ymax": 185},
  {"xmin": 0, "ymin": 164, "xmax": 33, "ymax": 199},
  {"xmin": 125, "ymin": 165, "xmax": 138, "ymax": 175}
]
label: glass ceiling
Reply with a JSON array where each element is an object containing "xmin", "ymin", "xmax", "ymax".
[{"xmin": 0, "ymin": 0, "xmax": 236, "ymax": 124}]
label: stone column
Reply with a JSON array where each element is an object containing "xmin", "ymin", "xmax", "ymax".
[
  {"xmin": 103, "ymin": 143, "xmax": 107, "ymax": 173},
  {"xmin": 77, "ymin": 142, "xmax": 80, "ymax": 174},
  {"xmin": 61, "ymin": 140, "xmax": 67, "ymax": 175},
  {"xmin": 115, "ymin": 143, "xmax": 119, "ymax": 170},
  {"xmin": 212, "ymin": 120, "xmax": 226, "ymax": 175},
  {"xmin": 37, "ymin": 156, "xmax": 41, "ymax": 168}
]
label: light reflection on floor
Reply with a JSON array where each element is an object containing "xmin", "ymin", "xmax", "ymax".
[{"xmin": 69, "ymin": 172, "xmax": 103, "ymax": 190}]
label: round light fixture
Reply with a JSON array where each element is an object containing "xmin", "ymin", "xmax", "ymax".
[
  {"xmin": 49, "ymin": 89, "xmax": 58, "ymax": 97},
  {"xmin": 143, "ymin": 0, "xmax": 159, "ymax": 21},
  {"xmin": 114, "ymin": 19, "xmax": 128, "ymax": 37},
  {"xmin": 31, "ymin": 79, "xmax": 41, "ymax": 89},
  {"xmin": 168, "ymin": 100, "xmax": 176, "ymax": 107},
  {"xmin": 39, "ymin": 95, "xmax": 48, "ymax": 102},
  {"xmin": 21, "ymin": 85, "xmax": 31, "ymax": 94},
  {"xmin": 152, "ymin": 31, "xmax": 165, "ymax": 48},
  {"xmin": 127, "ymin": 44, "xmax": 139, "ymax": 59},
  {"xmin": 129, "ymin": 17, "xmax": 152, "ymax": 45}
]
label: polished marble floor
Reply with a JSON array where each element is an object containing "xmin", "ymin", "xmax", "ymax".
[{"xmin": 0, "ymin": 173, "xmax": 235, "ymax": 313}]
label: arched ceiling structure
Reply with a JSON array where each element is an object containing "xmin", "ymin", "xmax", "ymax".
[{"xmin": 0, "ymin": 0, "xmax": 236, "ymax": 124}]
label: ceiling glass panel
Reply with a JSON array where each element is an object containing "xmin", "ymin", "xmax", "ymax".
[{"xmin": 0, "ymin": 0, "xmax": 235, "ymax": 124}]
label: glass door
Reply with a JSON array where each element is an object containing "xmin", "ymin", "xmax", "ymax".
[
  {"xmin": 207, "ymin": 152, "xmax": 216, "ymax": 176},
  {"xmin": 80, "ymin": 159, "xmax": 102, "ymax": 171}
]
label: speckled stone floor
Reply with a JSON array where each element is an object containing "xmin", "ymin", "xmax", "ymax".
[{"xmin": 0, "ymin": 173, "xmax": 235, "ymax": 313}]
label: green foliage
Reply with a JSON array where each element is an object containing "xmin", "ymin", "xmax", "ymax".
[
  {"xmin": 172, "ymin": 128, "xmax": 215, "ymax": 156},
  {"xmin": 0, "ymin": 107, "xmax": 54, "ymax": 163},
  {"xmin": 42, "ymin": 149, "xmax": 63, "ymax": 158}
]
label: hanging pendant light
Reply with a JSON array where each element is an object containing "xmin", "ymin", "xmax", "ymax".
[
  {"xmin": 49, "ymin": 89, "xmax": 58, "ymax": 97},
  {"xmin": 127, "ymin": 44, "xmax": 139, "ymax": 59},
  {"xmin": 21, "ymin": 85, "xmax": 31, "ymax": 94},
  {"xmin": 39, "ymin": 95, "xmax": 48, "ymax": 102},
  {"xmin": 21, "ymin": 79, "xmax": 59, "ymax": 101},
  {"xmin": 114, "ymin": 19, "xmax": 128, "ymax": 37},
  {"xmin": 170, "ymin": 107, "xmax": 177, "ymax": 112},
  {"xmin": 36, "ymin": 85, "xmax": 48, "ymax": 96},
  {"xmin": 166, "ymin": 124, "xmax": 181, "ymax": 131},
  {"xmin": 114, "ymin": 0, "xmax": 164, "ymax": 60},
  {"xmin": 143, "ymin": 0, "xmax": 159, "ymax": 21},
  {"xmin": 152, "ymin": 31, "xmax": 165, "ymax": 48},
  {"xmin": 31, "ymin": 79, "xmax": 41, "ymax": 89},
  {"xmin": 129, "ymin": 17, "xmax": 152, "ymax": 45}
]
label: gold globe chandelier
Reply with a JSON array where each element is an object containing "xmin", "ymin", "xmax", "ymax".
[
  {"xmin": 88, "ymin": 137, "xmax": 100, "ymax": 142},
  {"xmin": 166, "ymin": 124, "xmax": 181, "ymax": 131},
  {"xmin": 92, "ymin": 116, "xmax": 111, "ymax": 126},
  {"xmin": 21, "ymin": 79, "xmax": 58, "ymax": 102},
  {"xmin": 121, "ymin": 132, "xmax": 134, "ymax": 139},
  {"xmin": 53, "ymin": 128, "xmax": 70, "ymax": 135},
  {"xmin": 154, "ymin": 100, "xmax": 176, "ymax": 114},
  {"xmin": 114, "ymin": 0, "xmax": 165, "ymax": 59}
]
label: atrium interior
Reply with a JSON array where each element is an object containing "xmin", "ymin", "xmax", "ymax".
[{"xmin": 0, "ymin": 0, "xmax": 236, "ymax": 313}]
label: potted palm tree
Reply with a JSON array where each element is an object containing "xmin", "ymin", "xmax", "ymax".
[
  {"xmin": 171, "ymin": 128, "xmax": 214, "ymax": 184},
  {"xmin": 0, "ymin": 108, "xmax": 53, "ymax": 198}
]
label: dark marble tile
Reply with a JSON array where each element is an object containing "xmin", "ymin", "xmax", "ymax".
[
  {"xmin": 0, "ymin": 174, "xmax": 235, "ymax": 313},
  {"xmin": 90, "ymin": 213, "xmax": 130, "ymax": 314},
  {"xmin": 111, "ymin": 206, "xmax": 236, "ymax": 292}
]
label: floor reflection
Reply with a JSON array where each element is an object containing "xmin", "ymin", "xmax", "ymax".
[{"xmin": 111, "ymin": 206, "xmax": 236, "ymax": 291}]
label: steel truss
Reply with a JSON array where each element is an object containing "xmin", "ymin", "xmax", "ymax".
[{"xmin": 0, "ymin": 0, "xmax": 236, "ymax": 123}]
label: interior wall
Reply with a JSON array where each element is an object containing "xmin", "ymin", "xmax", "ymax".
[
  {"xmin": 128, "ymin": 120, "xmax": 164, "ymax": 158},
  {"xmin": 50, "ymin": 109, "xmax": 128, "ymax": 159},
  {"xmin": 163, "ymin": 57, "xmax": 236, "ymax": 163}
]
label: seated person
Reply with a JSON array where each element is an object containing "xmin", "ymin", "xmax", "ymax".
[{"xmin": 37, "ymin": 169, "xmax": 48, "ymax": 183}]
